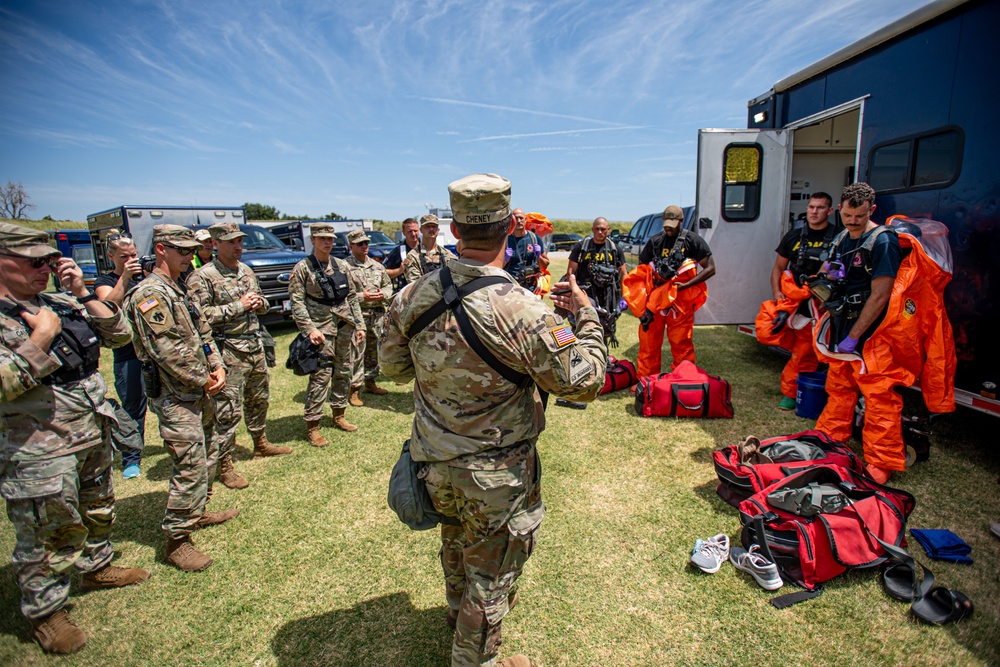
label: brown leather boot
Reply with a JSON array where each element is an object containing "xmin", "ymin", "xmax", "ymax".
[
  {"xmin": 497, "ymin": 657, "xmax": 534, "ymax": 667},
  {"xmin": 331, "ymin": 407, "xmax": 358, "ymax": 432},
  {"xmin": 80, "ymin": 564, "xmax": 151, "ymax": 592},
  {"xmin": 306, "ymin": 420, "xmax": 329, "ymax": 447},
  {"xmin": 252, "ymin": 433, "xmax": 292, "ymax": 458},
  {"xmin": 364, "ymin": 378, "xmax": 388, "ymax": 395},
  {"xmin": 31, "ymin": 608, "xmax": 87, "ymax": 654},
  {"xmin": 219, "ymin": 454, "xmax": 249, "ymax": 489},
  {"xmin": 196, "ymin": 508, "xmax": 240, "ymax": 528},
  {"xmin": 166, "ymin": 536, "xmax": 213, "ymax": 572},
  {"xmin": 349, "ymin": 387, "xmax": 364, "ymax": 407}
]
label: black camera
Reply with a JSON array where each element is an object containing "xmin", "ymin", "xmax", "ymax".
[
  {"xmin": 590, "ymin": 264, "xmax": 618, "ymax": 288},
  {"xmin": 140, "ymin": 255, "xmax": 156, "ymax": 275},
  {"xmin": 653, "ymin": 255, "xmax": 681, "ymax": 282}
]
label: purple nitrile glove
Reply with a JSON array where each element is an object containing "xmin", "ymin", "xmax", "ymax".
[
  {"xmin": 618, "ymin": 297, "xmax": 627, "ymax": 312},
  {"xmin": 827, "ymin": 261, "xmax": 846, "ymax": 281},
  {"xmin": 504, "ymin": 247, "xmax": 514, "ymax": 262},
  {"xmin": 838, "ymin": 336, "xmax": 859, "ymax": 354},
  {"xmin": 533, "ymin": 243, "xmax": 542, "ymax": 257}
]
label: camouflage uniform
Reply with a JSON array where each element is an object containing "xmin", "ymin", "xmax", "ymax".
[
  {"xmin": 402, "ymin": 243, "xmax": 457, "ymax": 284},
  {"xmin": 125, "ymin": 269, "xmax": 224, "ymax": 539},
  {"xmin": 187, "ymin": 258, "xmax": 271, "ymax": 466},
  {"xmin": 1, "ymin": 296, "xmax": 131, "ymax": 621},
  {"xmin": 345, "ymin": 252, "xmax": 393, "ymax": 381},
  {"xmin": 381, "ymin": 173, "xmax": 607, "ymax": 667},
  {"xmin": 288, "ymin": 253, "xmax": 365, "ymax": 418},
  {"xmin": 0, "ymin": 230, "xmax": 132, "ymax": 621}
]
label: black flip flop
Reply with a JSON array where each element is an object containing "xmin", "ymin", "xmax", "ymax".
[
  {"xmin": 911, "ymin": 587, "xmax": 974, "ymax": 625},
  {"xmin": 882, "ymin": 561, "xmax": 934, "ymax": 602}
]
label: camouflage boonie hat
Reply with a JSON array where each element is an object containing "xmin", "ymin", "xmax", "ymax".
[
  {"xmin": 0, "ymin": 222, "xmax": 60, "ymax": 259},
  {"xmin": 662, "ymin": 205, "xmax": 684, "ymax": 229},
  {"xmin": 152, "ymin": 224, "xmax": 203, "ymax": 249},
  {"xmin": 448, "ymin": 173, "xmax": 511, "ymax": 225},
  {"xmin": 419, "ymin": 214, "xmax": 439, "ymax": 228},
  {"xmin": 194, "ymin": 228, "xmax": 213, "ymax": 242},
  {"xmin": 347, "ymin": 230, "xmax": 370, "ymax": 244},
  {"xmin": 310, "ymin": 222, "xmax": 336, "ymax": 237},
  {"xmin": 208, "ymin": 222, "xmax": 247, "ymax": 241}
]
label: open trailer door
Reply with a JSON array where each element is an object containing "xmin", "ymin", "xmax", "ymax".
[{"xmin": 694, "ymin": 129, "xmax": 792, "ymax": 325}]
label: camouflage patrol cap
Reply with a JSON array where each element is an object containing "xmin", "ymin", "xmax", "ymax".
[
  {"xmin": 208, "ymin": 222, "xmax": 247, "ymax": 241},
  {"xmin": 419, "ymin": 214, "xmax": 439, "ymax": 228},
  {"xmin": 0, "ymin": 222, "xmax": 61, "ymax": 259},
  {"xmin": 194, "ymin": 228, "xmax": 213, "ymax": 242},
  {"xmin": 662, "ymin": 205, "xmax": 684, "ymax": 229},
  {"xmin": 310, "ymin": 222, "xmax": 336, "ymax": 237},
  {"xmin": 347, "ymin": 229, "xmax": 370, "ymax": 244},
  {"xmin": 448, "ymin": 173, "xmax": 512, "ymax": 225},
  {"xmin": 152, "ymin": 224, "xmax": 203, "ymax": 249}
]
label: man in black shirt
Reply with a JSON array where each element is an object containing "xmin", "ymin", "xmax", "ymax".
[
  {"xmin": 636, "ymin": 205, "xmax": 715, "ymax": 376},
  {"xmin": 768, "ymin": 192, "xmax": 837, "ymax": 410},
  {"xmin": 503, "ymin": 208, "xmax": 549, "ymax": 292},
  {"xmin": 383, "ymin": 217, "xmax": 420, "ymax": 290},
  {"xmin": 568, "ymin": 217, "xmax": 626, "ymax": 346},
  {"xmin": 815, "ymin": 183, "xmax": 902, "ymax": 484},
  {"xmin": 92, "ymin": 233, "xmax": 146, "ymax": 479}
]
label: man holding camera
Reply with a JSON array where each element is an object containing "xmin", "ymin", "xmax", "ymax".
[
  {"xmin": 636, "ymin": 205, "xmax": 715, "ymax": 376},
  {"xmin": 567, "ymin": 216, "xmax": 626, "ymax": 347}
]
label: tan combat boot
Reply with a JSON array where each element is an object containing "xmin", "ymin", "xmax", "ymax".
[
  {"xmin": 331, "ymin": 407, "xmax": 358, "ymax": 432},
  {"xmin": 219, "ymin": 454, "xmax": 249, "ymax": 489},
  {"xmin": 166, "ymin": 536, "xmax": 213, "ymax": 572},
  {"xmin": 196, "ymin": 508, "xmax": 240, "ymax": 528},
  {"xmin": 80, "ymin": 564, "xmax": 151, "ymax": 592},
  {"xmin": 349, "ymin": 386, "xmax": 364, "ymax": 407},
  {"xmin": 364, "ymin": 378, "xmax": 389, "ymax": 395},
  {"xmin": 31, "ymin": 609, "xmax": 87, "ymax": 654},
  {"xmin": 252, "ymin": 433, "xmax": 292, "ymax": 458},
  {"xmin": 306, "ymin": 420, "xmax": 329, "ymax": 447}
]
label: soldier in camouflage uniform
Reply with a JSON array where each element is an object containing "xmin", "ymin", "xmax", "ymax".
[
  {"xmin": 401, "ymin": 214, "xmax": 458, "ymax": 284},
  {"xmin": 381, "ymin": 174, "xmax": 607, "ymax": 667},
  {"xmin": 0, "ymin": 223, "xmax": 149, "ymax": 654},
  {"xmin": 188, "ymin": 223, "xmax": 290, "ymax": 490},
  {"xmin": 345, "ymin": 229, "xmax": 393, "ymax": 396},
  {"xmin": 288, "ymin": 223, "xmax": 366, "ymax": 444},
  {"xmin": 124, "ymin": 225, "xmax": 238, "ymax": 573}
]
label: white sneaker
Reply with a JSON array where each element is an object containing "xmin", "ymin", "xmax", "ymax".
[
  {"xmin": 690, "ymin": 534, "xmax": 730, "ymax": 574},
  {"xmin": 730, "ymin": 545, "xmax": 783, "ymax": 590}
]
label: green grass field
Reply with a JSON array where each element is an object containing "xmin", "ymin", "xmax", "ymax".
[{"xmin": 0, "ymin": 257, "xmax": 998, "ymax": 666}]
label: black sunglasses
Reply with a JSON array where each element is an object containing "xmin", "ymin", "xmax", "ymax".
[
  {"xmin": 161, "ymin": 244, "xmax": 195, "ymax": 256},
  {"xmin": 0, "ymin": 252, "xmax": 58, "ymax": 269}
]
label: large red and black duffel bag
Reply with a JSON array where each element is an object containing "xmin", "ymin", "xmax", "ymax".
[
  {"xmin": 601, "ymin": 357, "xmax": 639, "ymax": 395},
  {"xmin": 634, "ymin": 360, "xmax": 733, "ymax": 418},
  {"xmin": 713, "ymin": 430, "xmax": 863, "ymax": 507},
  {"xmin": 738, "ymin": 464, "xmax": 916, "ymax": 602}
]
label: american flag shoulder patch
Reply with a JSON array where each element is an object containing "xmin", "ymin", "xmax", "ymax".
[
  {"xmin": 549, "ymin": 323, "xmax": 576, "ymax": 347},
  {"xmin": 138, "ymin": 297, "xmax": 160, "ymax": 313}
]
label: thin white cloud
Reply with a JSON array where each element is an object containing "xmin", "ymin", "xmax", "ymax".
[
  {"xmin": 417, "ymin": 97, "xmax": 630, "ymax": 127},
  {"xmin": 461, "ymin": 126, "xmax": 645, "ymax": 143}
]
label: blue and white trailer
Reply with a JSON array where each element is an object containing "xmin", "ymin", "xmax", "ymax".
[{"xmin": 693, "ymin": 0, "xmax": 1000, "ymax": 415}]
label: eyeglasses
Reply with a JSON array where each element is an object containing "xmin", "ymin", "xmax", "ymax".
[
  {"xmin": 354, "ymin": 241, "xmax": 369, "ymax": 246},
  {"xmin": 0, "ymin": 252, "xmax": 58, "ymax": 269},
  {"xmin": 161, "ymin": 244, "xmax": 195, "ymax": 256},
  {"xmin": 107, "ymin": 231, "xmax": 132, "ymax": 242}
]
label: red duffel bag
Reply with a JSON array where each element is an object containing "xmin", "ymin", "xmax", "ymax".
[
  {"xmin": 634, "ymin": 360, "xmax": 734, "ymax": 418},
  {"xmin": 601, "ymin": 357, "xmax": 639, "ymax": 395}
]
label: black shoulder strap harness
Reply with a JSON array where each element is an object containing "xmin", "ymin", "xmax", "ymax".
[
  {"xmin": 831, "ymin": 226, "xmax": 896, "ymax": 276},
  {"xmin": 306, "ymin": 254, "xmax": 349, "ymax": 305},
  {"xmin": 0, "ymin": 294, "xmax": 100, "ymax": 385},
  {"xmin": 406, "ymin": 265, "xmax": 548, "ymax": 408},
  {"xmin": 793, "ymin": 223, "xmax": 838, "ymax": 277},
  {"xmin": 582, "ymin": 235, "xmax": 618, "ymax": 265}
]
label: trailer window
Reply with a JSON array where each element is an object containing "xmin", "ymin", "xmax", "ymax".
[
  {"xmin": 722, "ymin": 144, "xmax": 762, "ymax": 222},
  {"xmin": 869, "ymin": 128, "xmax": 963, "ymax": 193}
]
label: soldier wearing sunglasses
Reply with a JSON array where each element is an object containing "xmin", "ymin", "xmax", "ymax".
[{"xmin": 0, "ymin": 223, "xmax": 149, "ymax": 654}]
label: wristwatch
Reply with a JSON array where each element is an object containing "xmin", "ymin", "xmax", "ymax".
[{"xmin": 77, "ymin": 292, "xmax": 100, "ymax": 304}]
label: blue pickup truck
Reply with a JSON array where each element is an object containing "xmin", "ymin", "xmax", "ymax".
[{"xmin": 50, "ymin": 229, "xmax": 98, "ymax": 288}]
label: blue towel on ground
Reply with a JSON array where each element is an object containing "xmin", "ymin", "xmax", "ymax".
[{"xmin": 910, "ymin": 528, "xmax": 973, "ymax": 565}]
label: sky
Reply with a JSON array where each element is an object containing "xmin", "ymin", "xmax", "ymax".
[{"xmin": 1, "ymin": 0, "xmax": 921, "ymax": 224}]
